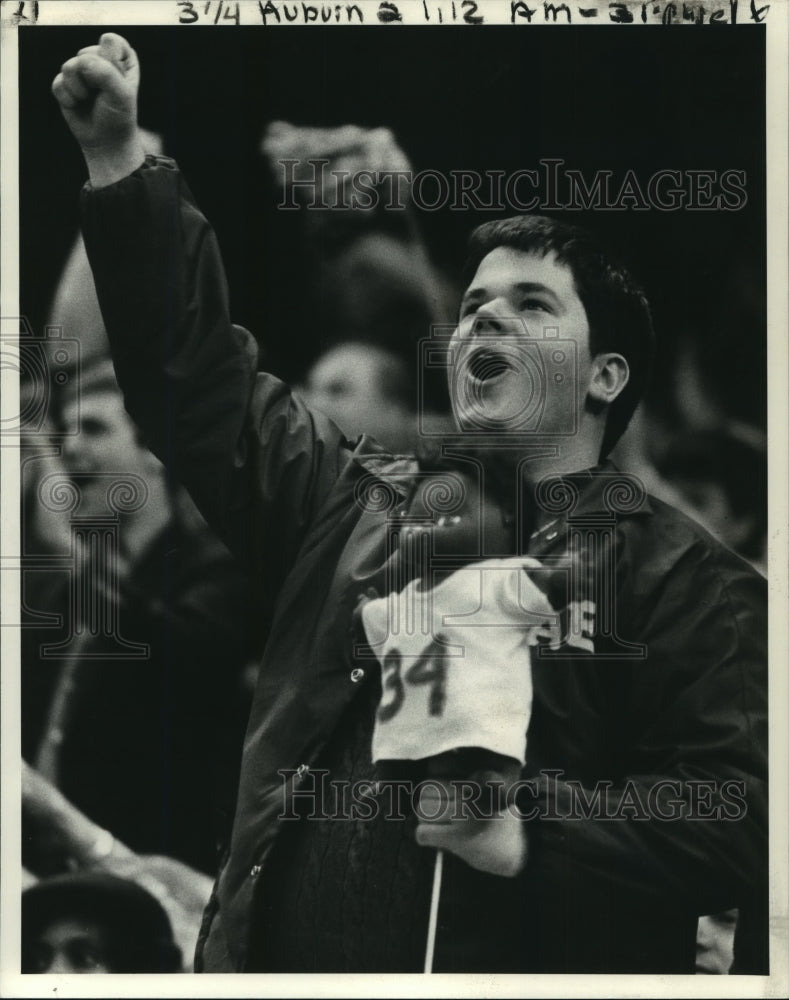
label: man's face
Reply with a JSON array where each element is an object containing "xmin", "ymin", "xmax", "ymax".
[
  {"xmin": 301, "ymin": 343, "xmax": 413, "ymax": 450},
  {"xmin": 61, "ymin": 391, "xmax": 146, "ymax": 480},
  {"xmin": 25, "ymin": 916, "xmax": 113, "ymax": 974},
  {"xmin": 449, "ymin": 247, "xmax": 593, "ymax": 436}
]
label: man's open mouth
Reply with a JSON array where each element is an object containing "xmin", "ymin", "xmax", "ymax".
[{"xmin": 466, "ymin": 345, "xmax": 515, "ymax": 384}]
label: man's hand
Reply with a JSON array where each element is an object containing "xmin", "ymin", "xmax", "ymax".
[
  {"xmin": 261, "ymin": 121, "xmax": 413, "ymax": 215},
  {"xmin": 261, "ymin": 121, "xmax": 412, "ymax": 184},
  {"xmin": 415, "ymin": 775, "xmax": 528, "ymax": 878},
  {"xmin": 414, "ymin": 754, "xmax": 529, "ymax": 878},
  {"xmin": 52, "ymin": 33, "xmax": 146, "ymax": 188}
]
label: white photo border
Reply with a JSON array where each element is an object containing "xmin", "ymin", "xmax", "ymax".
[{"xmin": 2, "ymin": 1, "xmax": 787, "ymax": 996}]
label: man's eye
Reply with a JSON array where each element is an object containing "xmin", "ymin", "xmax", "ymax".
[
  {"xmin": 521, "ymin": 298, "xmax": 550, "ymax": 313},
  {"xmin": 68, "ymin": 942, "xmax": 102, "ymax": 970}
]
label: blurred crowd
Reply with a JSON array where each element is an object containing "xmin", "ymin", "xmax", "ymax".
[{"xmin": 19, "ymin": 123, "xmax": 766, "ymax": 975}]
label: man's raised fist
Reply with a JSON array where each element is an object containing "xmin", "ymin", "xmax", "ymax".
[{"xmin": 52, "ymin": 34, "xmax": 145, "ymax": 187}]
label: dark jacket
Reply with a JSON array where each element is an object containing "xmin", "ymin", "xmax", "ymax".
[
  {"xmin": 81, "ymin": 156, "xmax": 767, "ymax": 974},
  {"xmin": 22, "ymin": 490, "xmax": 253, "ymax": 873}
]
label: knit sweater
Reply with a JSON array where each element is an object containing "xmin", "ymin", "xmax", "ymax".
[{"xmin": 248, "ymin": 678, "xmax": 435, "ymax": 972}]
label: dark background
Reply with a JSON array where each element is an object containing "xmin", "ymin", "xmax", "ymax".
[{"xmin": 19, "ymin": 25, "xmax": 766, "ymax": 425}]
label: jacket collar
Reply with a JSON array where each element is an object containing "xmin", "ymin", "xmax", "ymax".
[
  {"xmin": 525, "ymin": 459, "xmax": 654, "ymax": 556},
  {"xmin": 352, "ymin": 443, "xmax": 654, "ymax": 537}
]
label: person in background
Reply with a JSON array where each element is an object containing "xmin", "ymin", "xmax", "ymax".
[
  {"xmin": 297, "ymin": 341, "xmax": 453, "ymax": 453},
  {"xmin": 22, "ymin": 871, "xmax": 181, "ymax": 974},
  {"xmin": 655, "ymin": 428, "xmax": 767, "ymax": 575},
  {"xmin": 263, "ymin": 121, "xmax": 455, "ymax": 450},
  {"xmin": 22, "ymin": 760, "xmax": 214, "ymax": 971},
  {"xmin": 22, "ymin": 211, "xmax": 258, "ymax": 874},
  {"xmin": 297, "ymin": 341, "xmax": 416, "ymax": 453},
  {"xmin": 22, "ymin": 356, "xmax": 255, "ymax": 875}
]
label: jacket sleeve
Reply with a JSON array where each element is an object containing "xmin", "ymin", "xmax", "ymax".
[
  {"xmin": 80, "ymin": 155, "xmax": 350, "ymax": 578},
  {"xmin": 521, "ymin": 546, "xmax": 767, "ymax": 923}
]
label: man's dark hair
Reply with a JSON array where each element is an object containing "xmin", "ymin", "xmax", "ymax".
[{"xmin": 463, "ymin": 215, "xmax": 655, "ymax": 459}]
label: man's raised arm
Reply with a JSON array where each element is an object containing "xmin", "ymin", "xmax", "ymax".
[{"xmin": 52, "ymin": 35, "xmax": 348, "ymax": 570}]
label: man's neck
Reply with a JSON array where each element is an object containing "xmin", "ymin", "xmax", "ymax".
[
  {"xmin": 518, "ymin": 438, "xmax": 601, "ymax": 484},
  {"xmin": 515, "ymin": 440, "xmax": 604, "ymax": 540}
]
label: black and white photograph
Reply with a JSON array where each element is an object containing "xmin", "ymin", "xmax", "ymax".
[{"xmin": 1, "ymin": 0, "xmax": 787, "ymax": 993}]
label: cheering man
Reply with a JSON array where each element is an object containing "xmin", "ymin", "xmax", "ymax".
[{"xmin": 50, "ymin": 34, "xmax": 767, "ymax": 974}]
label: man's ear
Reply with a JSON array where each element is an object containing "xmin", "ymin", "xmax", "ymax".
[{"xmin": 587, "ymin": 352, "xmax": 629, "ymax": 406}]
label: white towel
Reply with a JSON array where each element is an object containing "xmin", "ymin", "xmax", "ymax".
[{"xmin": 361, "ymin": 558, "xmax": 558, "ymax": 766}]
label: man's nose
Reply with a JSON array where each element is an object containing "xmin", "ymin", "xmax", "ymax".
[
  {"xmin": 472, "ymin": 300, "xmax": 524, "ymax": 337},
  {"xmin": 47, "ymin": 951, "xmax": 79, "ymax": 974},
  {"xmin": 61, "ymin": 437, "xmax": 82, "ymax": 466},
  {"xmin": 474, "ymin": 298, "xmax": 506, "ymax": 328}
]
